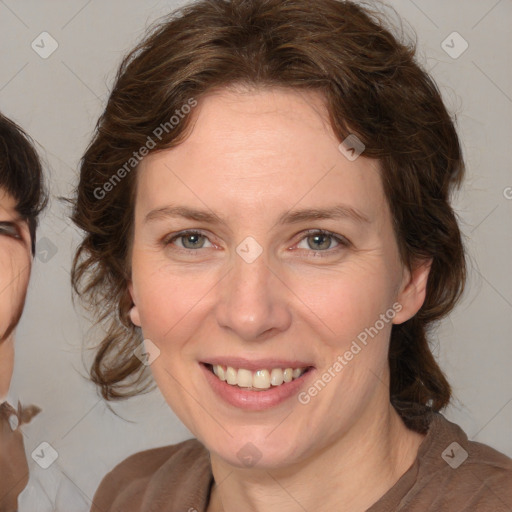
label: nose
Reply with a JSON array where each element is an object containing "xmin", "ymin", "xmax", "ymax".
[{"xmin": 215, "ymin": 244, "xmax": 292, "ymax": 342}]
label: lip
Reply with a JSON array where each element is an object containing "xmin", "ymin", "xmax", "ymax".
[
  {"xmin": 202, "ymin": 356, "xmax": 314, "ymax": 372},
  {"xmin": 200, "ymin": 362, "xmax": 315, "ymax": 411}
]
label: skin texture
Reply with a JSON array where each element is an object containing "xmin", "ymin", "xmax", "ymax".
[
  {"xmin": 0, "ymin": 188, "xmax": 32, "ymax": 510},
  {"xmin": 0, "ymin": 188, "xmax": 31, "ymax": 398},
  {"xmin": 128, "ymin": 87, "xmax": 432, "ymax": 512}
]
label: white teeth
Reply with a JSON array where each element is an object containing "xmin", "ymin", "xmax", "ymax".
[
  {"xmin": 237, "ymin": 368, "xmax": 253, "ymax": 387},
  {"xmin": 225, "ymin": 366, "xmax": 237, "ymax": 385},
  {"xmin": 270, "ymin": 368, "xmax": 284, "ymax": 386},
  {"xmin": 253, "ymin": 370, "xmax": 271, "ymax": 389},
  {"xmin": 216, "ymin": 365, "xmax": 226, "ymax": 381},
  {"xmin": 211, "ymin": 365, "xmax": 308, "ymax": 389}
]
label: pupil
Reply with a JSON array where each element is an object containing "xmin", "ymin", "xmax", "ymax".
[
  {"xmin": 310, "ymin": 234, "xmax": 329, "ymax": 250},
  {"xmin": 185, "ymin": 233, "xmax": 202, "ymax": 248}
]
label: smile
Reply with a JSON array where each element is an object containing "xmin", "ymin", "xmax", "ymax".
[
  {"xmin": 200, "ymin": 361, "xmax": 315, "ymax": 410},
  {"xmin": 208, "ymin": 364, "xmax": 310, "ymax": 391}
]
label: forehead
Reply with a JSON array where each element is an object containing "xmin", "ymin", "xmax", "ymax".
[
  {"xmin": 0, "ymin": 188, "xmax": 17, "ymax": 216},
  {"xmin": 135, "ymin": 87, "xmax": 385, "ymax": 220}
]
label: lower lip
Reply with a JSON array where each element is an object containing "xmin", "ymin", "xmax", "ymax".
[{"xmin": 200, "ymin": 363, "xmax": 315, "ymax": 411}]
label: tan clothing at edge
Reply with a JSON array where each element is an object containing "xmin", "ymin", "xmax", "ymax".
[
  {"xmin": 0, "ymin": 400, "xmax": 40, "ymax": 512},
  {"xmin": 90, "ymin": 410, "xmax": 512, "ymax": 512}
]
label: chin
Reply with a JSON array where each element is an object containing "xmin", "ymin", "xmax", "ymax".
[{"xmin": 199, "ymin": 425, "xmax": 310, "ymax": 470}]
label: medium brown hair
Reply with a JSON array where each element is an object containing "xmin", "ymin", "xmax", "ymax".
[{"xmin": 71, "ymin": 0, "xmax": 466, "ymax": 427}]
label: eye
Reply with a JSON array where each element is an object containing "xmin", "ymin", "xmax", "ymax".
[
  {"xmin": 162, "ymin": 228, "xmax": 349, "ymax": 258},
  {"xmin": 164, "ymin": 230, "xmax": 214, "ymax": 251},
  {"xmin": 0, "ymin": 221, "xmax": 22, "ymax": 239},
  {"xmin": 295, "ymin": 229, "xmax": 349, "ymax": 256}
]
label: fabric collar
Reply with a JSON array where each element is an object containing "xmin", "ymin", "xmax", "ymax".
[{"xmin": 0, "ymin": 388, "xmax": 19, "ymax": 408}]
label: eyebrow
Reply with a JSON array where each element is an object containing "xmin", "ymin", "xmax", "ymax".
[{"xmin": 144, "ymin": 204, "xmax": 371, "ymax": 226}]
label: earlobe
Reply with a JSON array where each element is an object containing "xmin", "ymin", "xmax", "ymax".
[
  {"xmin": 127, "ymin": 282, "xmax": 141, "ymax": 327},
  {"xmin": 393, "ymin": 259, "xmax": 432, "ymax": 325},
  {"xmin": 129, "ymin": 305, "xmax": 141, "ymax": 327}
]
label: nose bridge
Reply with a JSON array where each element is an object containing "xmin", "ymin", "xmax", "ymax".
[{"xmin": 215, "ymin": 236, "xmax": 290, "ymax": 340}]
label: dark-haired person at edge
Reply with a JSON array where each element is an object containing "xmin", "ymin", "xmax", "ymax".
[
  {"xmin": 0, "ymin": 112, "xmax": 46, "ymax": 512},
  {"xmin": 70, "ymin": 1, "xmax": 512, "ymax": 511}
]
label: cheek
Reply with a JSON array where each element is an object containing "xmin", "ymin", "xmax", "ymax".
[
  {"xmin": 0, "ymin": 247, "xmax": 30, "ymax": 320},
  {"xmin": 291, "ymin": 261, "xmax": 397, "ymax": 344},
  {"xmin": 132, "ymin": 257, "xmax": 214, "ymax": 344}
]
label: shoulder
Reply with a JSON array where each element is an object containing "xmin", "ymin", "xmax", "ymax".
[
  {"xmin": 457, "ymin": 434, "xmax": 512, "ymax": 508},
  {"xmin": 432, "ymin": 413, "xmax": 512, "ymax": 473},
  {"xmin": 90, "ymin": 438, "xmax": 211, "ymax": 512},
  {"xmin": 412, "ymin": 413, "xmax": 512, "ymax": 510}
]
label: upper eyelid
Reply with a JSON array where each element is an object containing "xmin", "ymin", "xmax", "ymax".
[
  {"xmin": 167, "ymin": 229, "xmax": 349, "ymax": 249},
  {"xmin": 0, "ymin": 220, "xmax": 18, "ymax": 230},
  {"xmin": 0, "ymin": 221, "xmax": 23, "ymax": 237}
]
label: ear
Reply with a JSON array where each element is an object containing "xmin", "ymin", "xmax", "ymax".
[
  {"xmin": 392, "ymin": 258, "xmax": 432, "ymax": 325},
  {"xmin": 127, "ymin": 281, "xmax": 141, "ymax": 327}
]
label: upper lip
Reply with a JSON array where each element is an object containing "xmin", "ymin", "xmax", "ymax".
[{"xmin": 202, "ymin": 357, "xmax": 314, "ymax": 371}]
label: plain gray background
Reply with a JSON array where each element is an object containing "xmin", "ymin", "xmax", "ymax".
[{"xmin": 1, "ymin": 0, "xmax": 511, "ymax": 508}]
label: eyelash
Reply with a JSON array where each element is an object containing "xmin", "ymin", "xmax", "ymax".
[
  {"xmin": 0, "ymin": 221, "xmax": 22, "ymax": 239},
  {"xmin": 162, "ymin": 229, "xmax": 350, "ymax": 258}
]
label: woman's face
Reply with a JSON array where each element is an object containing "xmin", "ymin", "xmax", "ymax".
[
  {"xmin": 128, "ymin": 87, "xmax": 429, "ymax": 468},
  {"xmin": 0, "ymin": 188, "xmax": 31, "ymax": 395}
]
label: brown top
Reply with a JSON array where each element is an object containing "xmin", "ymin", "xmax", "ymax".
[
  {"xmin": 90, "ymin": 412, "xmax": 512, "ymax": 512},
  {"xmin": 0, "ymin": 400, "xmax": 41, "ymax": 512}
]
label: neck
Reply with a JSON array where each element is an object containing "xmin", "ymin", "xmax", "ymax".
[{"xmin": 208, "ymin": 397, "xmax": 425, "ymax": 512}]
